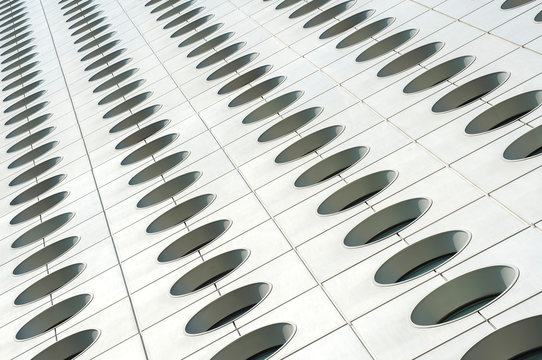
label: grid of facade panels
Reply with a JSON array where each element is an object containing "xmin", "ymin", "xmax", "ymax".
[{"xmin": 1, "ymin": 0, "xmax": 542, "ymax": 359}]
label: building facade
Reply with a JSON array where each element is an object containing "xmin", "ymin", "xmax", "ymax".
[{"xmin": 1, "ymin": 0, "xmax": 542, "ymax": 359}]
